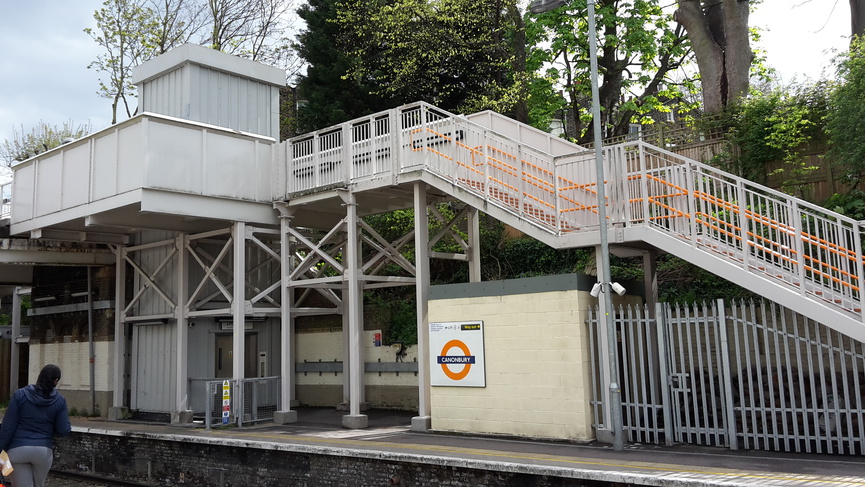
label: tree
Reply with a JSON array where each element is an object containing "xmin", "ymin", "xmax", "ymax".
[
  {"xmin": 853, "ymin": 0, "xmax": 865, "ymax": 40},
  {"xmin": 293, "ymin": 0, "xmax": 394, "ymax": 132},
  {"xmin": 89, "ymin": 0, "xmax": 301, "ymax": 124},
  {"xmin": 206, "ymin": 0, "xmax": 298, "ymax": 68},
  {"xmin": 527, "ymin": 0, "xmax": 697, "ymax": 143},
  {"xmin": 674, "ymin": 0, "xmax": 753, "ymax": 115},
  {"xmin": 146, "ymin": 0, "xmax": 208, "ymax": 55},
  {"xmin": 1, "ymin": 121, "xmax": 92, "ymax": 166},
  {"xmin": 336, "ymin": 0, "xmax": 526, "ymax": 117},
  {"xmin": 827, "ymin": 36, "xmax": 865, "ymax": 189},
  {"xmin": 86, "ymin": 0, "xmax": 159, "ymax": 124}
]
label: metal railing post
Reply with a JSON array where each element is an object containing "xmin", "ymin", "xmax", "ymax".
[
  {"xmin": 717, "ymin": 299, "xmax": 738, "ymax": 450},
  {"xmin": 205, "ymin": 380, "xmax": 213, "ymax": 431}
]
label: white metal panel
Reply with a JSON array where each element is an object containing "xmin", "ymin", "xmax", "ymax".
[
  {"xmin": 203, "ymin": 134, "xmax": 257, "ymax": 200},
  {"xmin": 117, "ymin": 121, "xmax": 145, "ymax": 193},
  {"xmin": 10, "ymin": 163, "xmax": 35, "ymax": 221},
  {"xmin": 60, "ymin": 142, "xmax": 91, "ymax": 209},
  {"xmin": 145, "ymin": 122, "xmax": 204, "ymax": 194},
  {"xmin": 92, "ymin": 130, "xmax": 119, "ymax": 200},
  {"xmin": 465, "ymin": 110, "xmax": 583, "ymax": 155},
  {"xmin": 255, "ymin": 143, "xmax": 273, "ymax": 202},
  {"xmin": 34, "ymin": 152, "xmax": 62, "ymax": 216}
]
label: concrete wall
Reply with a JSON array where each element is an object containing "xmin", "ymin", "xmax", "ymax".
[
  {"xmin": 427, "ymin": 274, "xmax": 638, "ymax": 442},
  {"xmin": 295, "ymin": 329, "xmax": 418, "ymax": 409}
]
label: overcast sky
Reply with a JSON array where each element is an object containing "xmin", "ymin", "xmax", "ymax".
[{"xmin": 0, "ymin": 0, "xmax": 854, "ymax": 182}]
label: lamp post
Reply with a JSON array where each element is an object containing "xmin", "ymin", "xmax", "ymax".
[{"xmin": 529, "ymin": 0, "xmax": 624, "ymax": 451}]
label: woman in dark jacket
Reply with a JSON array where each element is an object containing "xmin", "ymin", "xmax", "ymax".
[{"xmin": 0, "ymin": 364, "xmax": 72, "ymax": 487}]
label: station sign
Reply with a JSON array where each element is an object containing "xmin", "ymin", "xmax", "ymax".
[{"xmin": 429, "ymin": 321, "xmax": 485, "ymax": 387}]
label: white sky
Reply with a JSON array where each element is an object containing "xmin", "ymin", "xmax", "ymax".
[{"xmin": 0, "ymin": 0, "xmax": 854, "ymax": 182}]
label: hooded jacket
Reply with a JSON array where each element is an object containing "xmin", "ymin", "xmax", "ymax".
[{"xmin": 0, "ymin": 384, "xmax": 71, "ymax": 451}]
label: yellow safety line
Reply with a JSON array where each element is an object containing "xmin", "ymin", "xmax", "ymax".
[{"xmin": 208, "ymin": 430, "xmax": 865, "ymax": 485}]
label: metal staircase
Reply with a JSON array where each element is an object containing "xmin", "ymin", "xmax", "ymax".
[{"xmin": 288, "ymin": 102, "xmax": 865, "ymax": 343}]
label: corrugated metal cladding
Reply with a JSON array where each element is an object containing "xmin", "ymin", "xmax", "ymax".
[
  {"xmin": 139, "ymin": 64, "xmax": 278, "ymax": 139},
  {"xmin": 130, "ymin": 230, "xmax": 179, "ymax": 412},
  {"xmin": 132, "ymin": 322, "xmax": 178, "ymax": 412}
]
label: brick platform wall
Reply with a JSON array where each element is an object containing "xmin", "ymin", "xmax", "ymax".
[{"xmin": 53, "ymin": 431, "xmax": 612, "ymax": 487}]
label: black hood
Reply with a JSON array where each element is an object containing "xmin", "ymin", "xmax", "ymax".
[{"xmin": 22, "ymin": 384, "xmax": 60, "ymax": 407}]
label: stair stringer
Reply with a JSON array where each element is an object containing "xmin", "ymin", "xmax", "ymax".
[{"xmin": 628, "ymin": 225, "xmax": 865, "ymax": 343}]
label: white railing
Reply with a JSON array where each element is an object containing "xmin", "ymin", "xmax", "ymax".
[
  {"xmin": 280, "ymin": 102, "xmax": 601, "ymax": 234},
  {"xmin": 611, "ymin": 141, "xmax": 865, "ymax": 322},
  {"xmin": 0, "ymin": 181, "xmax": 10, "ymax": 219}
]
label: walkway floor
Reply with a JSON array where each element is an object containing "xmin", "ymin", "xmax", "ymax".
[{"xmin": 71, "ymin": 408, "xmax": 865, "ymax": 487}]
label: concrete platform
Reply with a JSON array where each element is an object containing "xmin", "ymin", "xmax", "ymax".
[{"xmin": 67, "ymin": 408, "xmax": 865, "ymax": 487}]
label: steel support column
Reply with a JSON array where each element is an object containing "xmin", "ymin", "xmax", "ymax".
[
  {"xmin": 275, "ymin": 210, "xmax": 298, "ymax": 423},
  {"xmin": 173, "ymin": 233, "xmax": 191, "ymax": 423},
  {"xmin": 109, "ymin": 245, "xmax": 128, "ymax": 420},
  {"xmin": 232, "ymin": 222, "xmax": 247, "ymax": 426},
  {"xmin": 412, "ymin": 182, "xmax": 432, "ymax": 431},
  {"xmin": 342, "ymin": 192, "xmax": 368, "ymax": 428},
  {"xmin": 468, "ymin": 207, "xmax": 481, "ymax": 283}
]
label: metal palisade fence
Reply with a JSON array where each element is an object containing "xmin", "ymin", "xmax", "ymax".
[{"xmin": 589, "ymin": 299, "xmax": 865, "ymax": 455}]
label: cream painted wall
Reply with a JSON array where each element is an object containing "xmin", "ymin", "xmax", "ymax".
[
  {"xmin": 28, "ymin": 342, "xmax": 114, "ymax": 391},
  {"xmin": 295, "ymin": 330, "xmax": 418, "ymax": 387},
  {"xmin": 428, "ymin": 288, "xmax": 599, "ymax": 441}
]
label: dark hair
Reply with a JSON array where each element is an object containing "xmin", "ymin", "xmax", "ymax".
[{"xmin": 36, "ymin": 364, "xmax": 61, "ymax": 398}]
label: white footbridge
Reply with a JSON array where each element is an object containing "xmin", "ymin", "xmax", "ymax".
[
  {"xmin": 278, "ymin": 101, "xmax": 865, "ymax": 342},
  {"xmin": 6, "ymin": 101, "xmax": 865, "ymax": 344}
]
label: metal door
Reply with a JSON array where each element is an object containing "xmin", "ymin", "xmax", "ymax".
[{"xmin": 215, "ymin": 333, "xmax": 259, "ymax": 378}]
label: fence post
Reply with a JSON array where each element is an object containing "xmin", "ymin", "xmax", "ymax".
[
  {"xmin": 205, "ymin": 380, "xmax": 213, "ymax": 431},
  {"xmin": 716, "ymin": 299, "xmax": 738, "ymax": 450},
  {"xmin": 655, "ymin": 302, "xmax": 674, "ymax": 446}
]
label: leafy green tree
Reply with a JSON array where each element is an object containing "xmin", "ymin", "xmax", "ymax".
[
  {"xmin": 293, "ymin": 0, "xmax": 395, "ymax": 132},
  {"xmin": 1, "ymin": 121, "xmax": 92, "ymax": 166},
  {"xmin": 527, "ymin": 0, "xmax": 697, "ymax": 143},
  {"xmin": 827, "ymin": 36, "xmax": 865, "ymax": 189},
  {"xmin": 86, "ymin": 0, "xmax": 159, "ymax": 124},
  {"xmin": 713, "ymin": 81, "xmax": 828, "ymax": 197},
  {"xmin": 336, "ymin": 0, "xmax": 525, "ymax": 116}
]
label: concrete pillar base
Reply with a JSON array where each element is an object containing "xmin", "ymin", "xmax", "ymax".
[
  {"xmin": 411, "ymin": 415, "xmax": 431, "ymax": 432},
  {"xmin": 108, "ymin": 407, "xmax": 130, "ymax": 421},
  {"xmin": 595, "ymin": 428, "xmax": 614, "ymax": 445},
  {"xmin": 337, "ymin": 402, "xmax": 370, "ymax": 412},
  {"xmin": 171, "ymin": 410, "xmax": 194, "ymax": 424},
  {"xmin": 274, "ymin": 410, "xmax": 298, "ymax": 424},
  {"xmin": 342, "ymin": 414, "xmax": 368, "ymax": 429}
]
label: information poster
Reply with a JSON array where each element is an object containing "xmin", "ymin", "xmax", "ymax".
[{"xmin": 429, "ymin": 320, "xmax": 485, "ymax": 387}]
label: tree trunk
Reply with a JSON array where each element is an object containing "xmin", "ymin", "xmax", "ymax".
[
  {"xmin": 675, "ymin": 0, "xmax": 752, "ymax": 115},
  {"xmin": 852, "ymin": 0, "xmax": 865, "ymax": 40}
]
